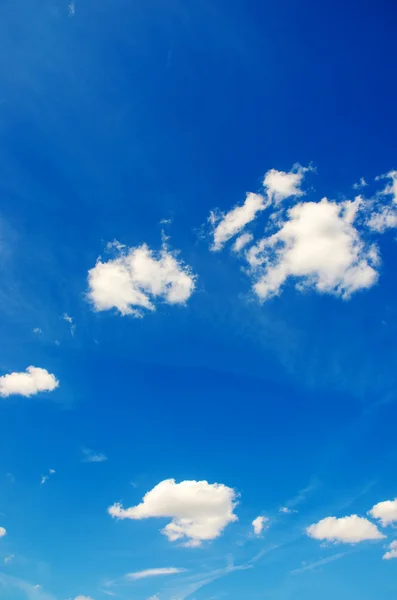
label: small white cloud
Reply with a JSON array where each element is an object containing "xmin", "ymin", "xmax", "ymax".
[
  {"xmin": 368, "ymin": 497, "xmax": 397, "ymax": 526},
  {"xmin": 279, "ymin": 506, "xmax": 296, "ymax": 514},
  {"xmin": 81, "ymin": 448, "xmax": 107, "ymax": 463},
  {"xmin": 68, "ymin": 3, "xmax": 75, "ymax": 16},
  {"xmin": 126, "ymin": 567, "xmax": 186, "ymax": 580},
  {"xmin": 4, "ymin": 554, "xmax": 14, "ymax": 564},
  {"xmin": 210, "ymin": 193, "xmax": 267, "ymax": 251},
  {"xmin": 63, "ymin": 313, "xmax": 73, "ymax": 324},
  {"xmin": 252, "ymin": 516, "xmax": 268, "ymax": 536},
  {"xmin": 0, "ymin": 367, "xmax": 59, "ymax": 398},
  {"xmin": 306, "ymin": 515, "xmax": 385, "ymax": 544},
  {"xmin": 383, "ymin": 540, "xmax": 397, "ymax": 560},
  {"xmin": 74, "ymin": 596, "xmax": 94, "ymax": 600},
  {"xmin": 263, "ymin": 163, "xmax": 311, "ymax": 204},
  {"xmin": 233, "ymin": 232, "xmax": 254, "ymax": 253},
  {"xmin": 108, "ymin": 478, "xmax": 238, "ymax": 546},
  {"xmin": 40, "ymin": 469, "xmax": 56, "ymax": 485},
  {"xmin": 0, "ymin": 527, "xmax": 7, "ymax": 537},
  {"xmin": 88, "ymin": 242, "xmax": 195, "ymax": 317},
  {"xmin": 353, "ymin": 177, "xmax": 367, "ymax": 190},
  {"xmin": 33, "ymin": 328, "xmax": 43, "ymax": 335},
  {"xmin": 247, "ymin": 198, "xmax": 379, "ymax": 300}
]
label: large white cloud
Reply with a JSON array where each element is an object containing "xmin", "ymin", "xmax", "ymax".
[
  {"xmin": 108, "ymin": 479, "xmax": 238, "ymax": 546},
  {"xmin": 126, "ymin": 567, "xmax": 185, "ymax": 580},
  {"xmin": 0, "ymin": 367, "xmax": 59, "ymax": 398},
  {"xmin": 368, "ymin": 497, "xmax": 397, "ymax": 527},
  {"xmin": 210, "ymin": 193, "xmax": 267, "ymax": 251},
  {"xmin": 367, "ymin": 170, "xmax": 397, "ymax": 232},
  {"xmin": 88, "ymin": 242, "xmax": 195, "ymax": 316},
  {"xmin": 263, "ymin": 164, "xmax": 311, "ymax": 204},
  {"xmin": 383, "ymin": 540, "xmax": 397, "ymax": 560},
  {"xmin": 247, "ymin": 198, "xmax": 379, "ymax": 300},
  {"xmin": 306, "ymin": 515, "xmax": 385, "ymax": 544}
]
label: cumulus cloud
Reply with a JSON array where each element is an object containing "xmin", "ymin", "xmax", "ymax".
[
  {"xmin": 306, "ymin": 515, "xmax": 385, "ymax": 544},
  {"xmin": 0, "ymin": 367, "xmax": 59, "ymax": 398},
  {"xmin": 383, "ymin": 540, "xmax": 397, "ymax": 560},
  {"xmin": 233, "ymin": 232, "xmax": 254, "ymax": 252},
  {"xmin": 247, "ymin": 198, "xmax": 379, "ymax": 300},
  {"xmin": 108, "ymin": 478, "xmax": 238, "ymax": 546},
  {"xmin": 88, "ymin": 242, "xmax": 195, "ymax": 316},
  {"xmin": 210, "ymin": 193, "xmax": 267, "ymax": 251},
  {"xmin": 367, "ymin": 170, "xmax": 397, "ymax": 232},
  {"xmin": 263, "ymin": 164, "xmax": 311, "ymax": 204},
  {"xmin": 81, "ymin": 448, "xmax": 107, "ymax": 463},
  {"xmin": 368, "ymin": 497, "xmax": 397, "ymax": 526},
  {"xmin": 126, "ymin": 568, "xmax": 186, "ymax": 580},
  {"xmin": 252, "ymin": 516, "xmax": 268, "ymax": 536},
  {"xmin": 0, "ymin": 527, "xmax": 6, "ymax": 538}
]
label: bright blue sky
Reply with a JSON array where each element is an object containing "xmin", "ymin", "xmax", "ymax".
[{"xmin": 1, "ymin": 0, "xmax": 397, "ymax": 599}]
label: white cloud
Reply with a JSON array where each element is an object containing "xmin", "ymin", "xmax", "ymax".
[
  {"xmin": 279, "ymin": 506, "xmax": 296, "ymax": 514},
  {"xmin": 4, "ymin": 554, "xmax": 14, "ymax": 564},
  {"xmin": 252, "ymin": 516, "xmax": 268, "ymax": 536},
  {"xmin": 383, "ymin": 540, "xmax": 397, "ymax": 560},
  {"xmin": 88, "ymin": 242, "xmax": 195, "ymax": 316},
  {"xmin": 233, "ymin": 232, "xmax": 254, "ymax": 252},
  {"xmin": 75, "ymin": 596, "xmax": 94, "ymax": 600},
  {"xmin": 0, "ymin": 366, "xmax": 59, "ymax": 398},
  {"xmin": 40, "ymin": 469, "xmax": 56, "ymax": 485},
  {"xmin": 367, "ymin": 170, "xmax": 397, "ymax": 232},
  {"xmin": 81, "ymin": 448, "xmax": 107, "ymax": 463},
  {"xmin": 210, "ymin": 193, "xmax": 267, "ymax": 251},
  {"xmin": 247, "ymin": 198, "xmax": 379, "ymax": 300},
  {"xmin": 126, "ymin": 567, "xmax": 186, "ymax": 580},
  {"xmin": 108, "ymin": 478, "xmax": 238, "ymax": 546},
  {"xmin": 68, "ymin": 3, "xmax": 75, "ymax": 17},
  {"xmin": 33, "ymin": 328, "xmax": 42, "ymax": 335},
  {"xmin": 368, "ymin": 497, "xmax": 397, "ymax": 526},
  {"xmin": 263, "ymin": 164, "xmax": 311, "ymax": 204},
  {"xmin": 353, "ymin": 177, "xmax": 367, "ymax": 190},
  {"xmin": 0, "ymin": 527, "xmax": 6, "ymax": 537},
  {"xmin": 306, "ymin": 515, "xmax": 385, "ymax": 544}
]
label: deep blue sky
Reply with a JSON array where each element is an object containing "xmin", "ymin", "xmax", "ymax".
[{"xmin": 0, "ymin": 1, "xmax": 397, "ymax": 599}]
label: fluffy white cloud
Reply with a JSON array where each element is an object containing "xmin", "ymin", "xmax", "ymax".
[
  {"xmin": 210, "ymin": 193, "xmax": 267, "ymax": 251},
  {"xmin": 306, "ymin": 515, "xmax": 385, "ymax": 544},
  {"xmin": 368, "ymin": 498, "xmax": 397, "ymax": 526},
  {"xmin": 367, "ymin": 170, "xmax": 397, "ymax": 232},
  {"xmin": 0, "ymin": 367, "xmax": 59, "ymax": 398},
  {"xmin": 383, "ymin": 540, "xmax": 397, "ymax": 560},
  {"xmin": 88, "ymin": 243, "xmax": 195, "ymax": 316},
  {"xmin": 252, "ymin": 516, "xmax": 268, "ymax": 536},
  {"xmin": 108, "ymin": 478, "xmax": 238, "ymax": 546},
  {"xmin": 0, "ymin": 527, "xmax": 6, "ymax": 538},
  {"xmin": 126, "ymin": 567, "xmax": 186, "ymax": 580},
  {"xmin": 233, "ymin": 232, "xmax": 254, "ymax": 252},
  {"xmin": 263, "ymin": 164, "xmax": 311, "ymax": 204},
  {"xmin": 247, "ymin": 198, "xmax": 379, "ymax": 300}
]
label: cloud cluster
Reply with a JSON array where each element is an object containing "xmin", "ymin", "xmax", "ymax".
[
  {"xmin": 0, "ymin": 367, "xmax": 59, "ymax": 398},
  {"xmin": 208, "ymin": 162, "xmax": 397, "ymax": 303},
  {"xmin": 126, "ymin": 567, "xmax": 186, "ymax": 580},
  {"xmin": 88, "ymin": 242, "xmax": 195, "ymax": 317},
  {"xmin": 108, "ymin": 478, "xmax": 238, "ymax": 546},
  {"xmin": 306, "ymin": 515, "xmax": 384, "ymax": 544}
]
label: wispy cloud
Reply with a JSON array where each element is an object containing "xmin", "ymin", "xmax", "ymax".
[
  {"xmin": 126, "ymin": 567, "xmax": 186, "ymax": 581},
  {"xmin": 0, "ymin": 573, "xmax": 57, "ymax": 600},
  {"xmin": 63, "ymin": 313, "xmax": 76, "ymax": 337},
  {"xmin": 41, "ymin": 468, "xmax": 56, "ymax": 485},
  {"xmin": 290, "ymin": 552, "xmax": 347, "ymax": 574},
  {"xmin": 81, "ymin": 448, "xmax": 108, "ymax": 463},
  {"xmin": 4, "ymin": 554, "xmax": 14, "ymax": 564}
]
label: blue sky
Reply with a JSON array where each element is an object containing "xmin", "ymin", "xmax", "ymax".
[{"xmin": 1, "ymin": 0, "xmax": 397, "ymax": 599}]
